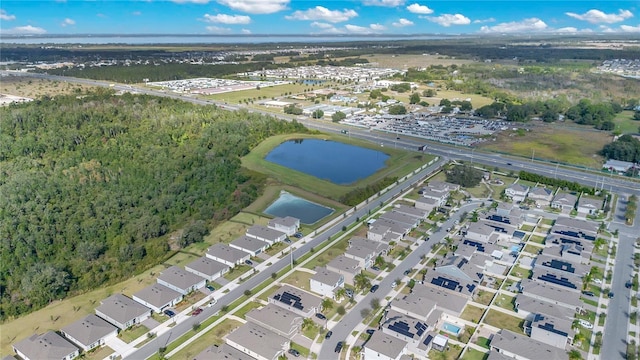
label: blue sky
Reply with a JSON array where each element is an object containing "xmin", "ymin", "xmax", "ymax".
[{"xmin": 0, "ymin": 1, "xmax": 638, "ymax": 35}]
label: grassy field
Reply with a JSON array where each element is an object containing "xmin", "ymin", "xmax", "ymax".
[
  {"xmin": 0, "ymin": 76, "xmax": 97, "ymax": 98},
  {"xmin": 204, "ymin": 82, "xmax": 326, "ymax": 104},
  {"xmin": 461, "ymin": 305, "xmax": 485, "ymax": 324},
  {"xmin": 461, "ymin": 348, "xmax": 488, "ymax": 360},
  {"xmin": 613, "ymin": 111, "xmax": 640, "ymax": 134},
  {"xmin": 363, "ymin": 54, "xmax": 476, "ymax": 69},
  {"xmin": 242, "ymin": 133, "xmax": 430, "ymax": 202},
  {"xmin": 281, "ymin": 271, "xmax": 315, "ymax": 292},
  {"xmin": 480, "ymin": 122, "xmax": 611, "ymax": 168},
  {"xmin": 303, "ymin": 236, "xmax": 351, "ymax": 270},
  {"xmin": 169, "ymin": 319, "xmax": 243, "ymax": 360},
  {"xmin": 484, "ymin": 310, "xmax": 525, "ymax": 334}
]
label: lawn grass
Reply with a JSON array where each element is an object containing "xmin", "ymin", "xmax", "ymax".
[
  {"xmin": 84, "ymin": 345, "xmax": 115, "ymax": 360},
  {"xmin": 234, "ymin": 300, "xmax": 262, "ymax": 319},
  {"xmin": 241, "ymin": 133, "xmax": 430, "ymax": 201},
  {"xmin": 303, "ymin": 236, "xmax": 351, "ymax": 270},
  {"xmin": 229, "ymin": 212, "xmax": 268, "ymax": 226},
  {"xmin": 540, "ymin": 218, "xmax": 555, "ymax": 226},
  {"xmin": 428, "ymin": 343, "xmax": 463, "ymax": 360},
  {"xmin": 476, "ymin": 336, "xmax": 491, "ymax": 349},
  {"xmin": 483, "ymin": 310, "xmax": 525, "ymax": 334},
  {"xmin": 510, "ymin": 265, "xmax": 532, "ymax": 280},
  {"xmin": 169, "ymin": 319, "xmax": 242, "ymax": 360},
  {"xmin": 613, "ymin": 111, "xmax": 639, "ymax": 134},
  {"xmin": 461, "ymin": 348, "xmax": 489, "ymax": 360},
  {"xmin": 480, "ymin": 123, "xmax": 610, "ymax": 168},
  {"xmin": 523, "ymin": 244, "xmax": 542, "ymax": 256},
  {"xmin": 474, "ymin": 290, "xmax": 495, "ymax": 306},
  {"xmin": 461, "ymin": 305, "xmax": 485, "ymax": 324},
  {"xmin": 223, "ymin": 265, "xmax": 252, "ymax": 281},
  {"xmin": 281, "ymin": 270, "xmax": 315, "ymax": 292},
  {"xmin": 520, "ymin": 224, "xmax": 535, "ymax": 232},
  {"xmin": 529, "ymin": 234, "xmax": 546, "ymax": 244},
  {"xmin": 118, "ymin": 325, "xmax": 149, "ymax": 343},
  {"xmin": 494, "ymin": 294, "xmax": 516, "ymax": 312}
]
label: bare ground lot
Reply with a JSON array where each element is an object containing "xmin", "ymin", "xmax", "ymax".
[
  {"xmin": 363, "ymin": 54, "xmax": 476, "ymax": 69},
  {"xmin": 0, "ymin": 76, "xmax": 96, "ymax": 98}
]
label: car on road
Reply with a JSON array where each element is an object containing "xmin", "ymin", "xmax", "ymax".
[
  {"xmin": 608, "ymin": 291, "xmax": 615, "ymax": 298},
  {"xmin": 163, "ymin": 309, "xmax": 175, "ymax": 317},
  {"xmin": 206, "ymin": 284, "xmax": 215, "ymax": 292},
  {"xmin": 315, "ymin": 313, "xmax": 326, "ymax": 320},
  {"xmin": 579, "ymin": 319, "xmax": 593, "ymax": 329},
  {"xmin": 191, "ymin": 308, "xmax": 203, "ymax": 316},
  {"xmin": 370, "ymin": 284, "xmax": 379, "ymax": 293},
  {"xmin": 207, "ymin": 299, "xmax": 217, "ymax": 307},
  {"xmin": 325, "ymin": 331, "xmax": 333, "ymax": 339},
  {"xmin": 244, "ymin": 259, "xmax": 253, "ymax": 266},
  {"xmin": 392, "ymin": 281, "xmax": 398, "ymax": 288},
  {"xmin": 626, "ymin": 281, "xmax": 633, "ymax": 289},
  {"xmin": 366, "ymin": 329, "xmax": 375, "ymax": 335},
  {"xmin": 403, "ymin": 269, "xmax": 412, "ymax": 276},
  {"xmin": 506, "ymin": 162, "xmax": 513, "ymax": 166},
  {"xmin": 335, "ymin": 341, "xmax": 343, "ymax": 353},
  {"xmin": 288, "ymin": 349, "xmax": 300, "ymax": 357},
  {"xmin": 582, "ymin": 291, "xmax": 595, "ymax": 297}
]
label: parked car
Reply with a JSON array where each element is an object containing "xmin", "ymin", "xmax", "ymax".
[
  {"xmin": 284, "ymin": 238, "xmax": 292, "ymax": 243},
  {"xmin": 163, "ymin": 309, "xmax": 175, "ymax": 317},
  {"xmin": 334, "ymin": 341, "xmax": 343, "ymax": 353},
  {"xmin": 245, "ymin": 259, "xmax": 253, "ymax": 266},
  {"xmin": 579, "ymin": 319, "xmax": 593, "ymax": 329},
  {"xmin": 626, "ymin": 281, "xmax": 632, "ymax": 289},
  {"xmin": 325, "ymin": 331, "xmax": 333, "ymax": 339},
  {"xmin": 608, "ymin": 292, "xmax": 615, "ymax": 298},
  {"xmin": 371, "ymin": 266, "xmax": 380, "ymax": 271},
  {"xmin": 582, "ymin": 291, "xmax": 595, "ymax": 297},
  {"xmin": 191, "ymin": 308, "xmax": 203, "ymax": 316},
  {"xmin": 206, "ymin": 284, "xmax": 215, "ymax": 292},
  {"xmin": 345, "ymin": 289, "xmax": 354, "ymax": 298},
  {"xmin": 294, "ymin": 232, "xmax": 303, "ymax": 238},
  {"xmin": 403, "ymin": 269, "xmax": 412, "ymax": 276},
  {"xmin": 207, "ymin": 299, "xmax": 217, "ymax": 307},
  {"xmin": 288, "ymin": 349, "xmax": 300, "ymax": 357},
  {"xmin": 370, "ymin": 284, "xmax": 379, "ymax": 293},
  {"xmin": 315, "ymin": 313, "xmax": 326, "ymax": 320},
  {"xmin": 593, "ymin": 278, "xmax": 602, "ymax": 284},
  {"xmin": 366, "ymin": 329, "xmax": 375, "ymax": 335}
]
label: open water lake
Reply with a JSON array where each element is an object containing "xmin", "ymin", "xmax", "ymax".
[
  {"xmin": 264, "ymin": 191, "xmax": 333, "ymax": 224},
  {"xmin": 265, "ymin": 139, "xmax": 389, "ymax": 185}
]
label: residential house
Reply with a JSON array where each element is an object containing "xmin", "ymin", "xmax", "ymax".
[
  {"xmin": 393, "ymin": 204, "xmax": 429, "ymax": 220},
  {"xmin": 193, "ymin": 344, "xmax": 255, "ymax": 360},
  {"xmin": 495, "ymin": 202, "xmax": 513, "ymax": 217},
  {"xmin": 505, "ymin": 183, "xmax": 530, "ymax": 203},
  {"xmin": 363, "ymin": 330, "xmax": 408, "ymax": 360},
  {"xmin": 326, "ymin": 255, "xmax": 362, "ymax": 285},
  {"xmin": 229, "ymin": 235, "xmax": 269, "ymax": 256},
  {"xmin": 379, "ymin": 211, "xmax": 421, "ymax": 229},
  {"xmin": 519, "ymin": 279, "xmax": 582, "ymax": 311},
  {"xmin": 415, "ymin": 197, "xmax": 439, "ymax": 213},
  {"xmin": 552, "ymin": 217, "xmax": 598, "ymax": 241},
  {"xmin": 13, "ymin": 332, "xmax": 79, "ymax": 360},
  {"xmin": 132, "ymin": 283, "xmax": 183, "ymax": 313},
  {"xmin": 345, "ymin": 237, "xmax": 388, "ymax": 269},
  {"xmin": 490, "ymin": 329, "xmax": 569, "ymax": 360},
  {"xmin": 435, "ymin": 254, "xmax": 485, "ymax": 284},
  {"xmin": 309, "ymin": 267, "xmax": 344, "ymax": 299},
  {"xmin": 528, "ymin": 187, "xmax": 554, "ymax": 207},
  {"xmin": 577, "ymin": 195, "xmax": 603, "ymax": 215},
  {"xmin": 532, "ymin": 267, "xmax": 583, "ymax": 291},
  {"xmin": 245, "ymin": 304, "xmax": 303, "ymax": 339},
  {"xmin": 185, "ymin": 256, "xmax": 229, "ymax": 281},
  {"xmin": 427, "ymin": 180, "xmax": 460, "ymax": 193},
  {"xmin": 269, "ymin": 285, "xmax": 322, "ymax": 318},
  {"xmin": 424, "ymin": 273, "xmax": 477, "ymax": 298},
  {"xmin": 225, "ymin": 322, "xmax": 289, "ymax": 360},
  {"xmin": 465, "ymin": 222, "xmax": 496, "ymax": 244},
  {"xmin": 206, "ymin": 243, "xmax": 250, "ymax": 267},
  {"xmin": 245, "ymin": 225, "xmax": 287, "ymax": 245},
  {"xmin": 60, "ymin": 314, "xmax": 118, "ymax": 352},
  {"xmin": 157, "ymin": 266, "xmax": 206, "ymax": 295},
  {"xmin": 514, "ymin": 294, "xmax": 576, "ymax": 322},
  {"xmin": 95, "ymin": 294, "xmax": 151, "ymax": 330},
  {"xmin": 551, "ymin": 193, "xmax": 578, "ymax": 213},
  {"xmin": 528, "ymin": 313, "xmax": 575, "ymax": 349},
  {"xmin": 267, "ymin": 216, "xmax": 300, "ymax": 236},
  {"xmin": 382, "ymin": 309, "xmax": 433, "ymax": 347},
  {"xmin": 367, "ymin": 223, "xmax": 402, "ymax": 243},
  {"xmin": 421, "ymin": 189, "xmax": 448, "ymax": 207},
  {"xmin": 534, "ymin": 254, "xmax": 589, "ymax": 278},
  {"xmin": 390, "ymin": 295, "xmax": 438, "ymax": 322},
  {"xmin": 371, "ymin": 218, "xmax": 413, "ymax": 238},
  {"xmin": 542, "ymin": 242, "xmax": 591, "ymax": 265},
  {"xmin": 410, "ymin": 283, "xmax": 469, "ymax": 317}
]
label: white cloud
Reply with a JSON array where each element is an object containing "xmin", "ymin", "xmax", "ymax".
[
  {"xmin": 241, "ymin": 28, "xmax": 251, "ymax": 34},
  {"xmin": 205, "ymin": 25, "xmax": 231, "ymax": 33},
  {"xmin": 2, "ymin": 25, "xmax": 47, "ymax": 34},
  {"xmin": 344, "ymin": 23, "xmax": 385, "ymax": 34},
  {"xmin": 171, "ymin": 0, "xmax": 210, "ymax": 3},
  {"xmin": 216, "ymin": 0, "xmax": 289, "ymax": 14},
  {"xmin": 480, "ymin": 18, "xmax": 547, "ymax": 33},
  {"xmin": 426, "ymin": 13, "xmax": 470, "ymax": 27},
  {"xmin": 620, "ymin": 24, "xmax": 640, "ymax": 32},
  {"xmin": 311, "ymin": 22, "xmax": 341, "ymax": 34},
  {"xmin": 0, "ymin": 9, "xmax": 16, "ymax": 21},
  {"xmin": 286, "ymin": 6, "xmax": 357, "ymax": 23},
  {"xmin": 566, "ymin": 9, "xmax": 633, "ymax": 24},
  {"xmin": 406, "ymin": 3, "xmax": 433, "ymax": 15},
  {"xmin": 203, "ymin": 13, "xmax": 251, "ymax": 24},
  {"xmin": 61, "ymin": 18, "xmax": 75, "ymax": 27},
  {"xmin": 132, "ymin": 11, "xmax": 142, "ymax": 16},
  {"xmin": 555, "ymin": 27, "xmax": 578, "ymax": 33},
  {"xmin": 392, "ymin": 18, "xmax": 414, "ymax": 27},
  {"xmin": 362, "ymin": 0, "xmax": 404, "ymax": 7},
  {"xmin": 311, "ymin": 21, "xmax": 334, "ymax": 29},
  {"xmin": 370, "ymin": 23, "xmax": 385, "ymax": 30},
  {"xmin": 473, "ymin": 17, "xmax": 495, "ymax": 24}
]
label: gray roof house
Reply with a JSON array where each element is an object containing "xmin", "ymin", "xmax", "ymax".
[
  {"xmin": 245, "ymin": 225, "xmax": 287, "ymax": 245},
  {"xmin": 427, "ymin": 180, "xmax": 460, "ymax": 193},
  {"xmin": 309, "ymin": 267, "xmax": 344, "ymax": 299},
  {"xmin": 415, "ymin": 196, "xmax": 439, "ymax": 213},
  {"xmin": 157, "ymin": 265, "xmax": 206, "ymax": 295},
  {"xmin": 225, "ymin": 322, "xmax": 289, "ymax": 360},
  {"xmin": 490, "ymin": 329, "xmax": 569, "ymax": 360},
  {"xmin": 534, "ymin": 254, "xmax": 589, "ymax": 278},
  {"xmin": 604, "ymin": 159, "xmax": 635, "ymax": 174},
  {"xmin": 206, "ymin": 243, "xmax": 250, "ymax": 266},
  {"xmin": 514, "ymin": 294, "xmax": 576, "ymax": 322},
  {"xmin": 95, "ymin": 294, "xmax": 151, "ymax": 330},
  {"xmin": 367, "ymin": 223, "xmax": 402, "ymax": 243},
  {"xmin": 185, "ymin": 256, "xmax": 229, "ymax": 281},
  {"xmin": 424, "ymin": 272, "xmax": 477, "ymax": 298},
  {"xmin": 532, "ymin": 267, "xmax": 583, "ymax": 291},
  {"xmin": 379, "ymin": 211, "xmax": 421, "ymax": 228},
  {"xmin": 421, "ymin": 188, "xmax": 448, "ymax": 207},
  {"xmin": 528, "ymin": 187, "xmax": 554, "ymax": 206},
  {"xmin": 382, "ymin": 309, "xmax": 435, "ymax": 346},
  {"xmin": 371, "ymin": 218, "xmax": 412, "ymax": 238},
  {"xmin": 552, "ymin": 217, "xmax": 598, "ymax": 240},
  {"xmin": 60, "ymin": 314, "xmax": 118, "ymax": 352},
  {"xmin": 345, "ymin": 237, "xmax": 388, "ymax": 269},
  {"xmin": 269, "ymin": 285, "xmax": 322, "ymax": 318},
  {"xmin": 13, "ymin": 332, "xmax": 79, "ymax": 360},
  {"xmin": 363, "ymin": 330, "xmax": 408, "ymax": 360},
  {"xmin": 245, "ymin": 304, "xmax": 303, "ymax": 339},
  {"xmin": 435, "ymin": 254, "xmax": 484, "ymax": 284},
  {"xmin": 577, "ymin": 195, "xmax": 603, "ymax": 215},
  {"xmin": 410, "ymin": 283, "xmax": 469, "ymax": 316},
  {"xmin": 542, "ymin": 243, "xmax": 591, "ymax": 265},
  {"xmin": 528, "ymin": 313, "xmax": 575, "ymax": 349},
  {"xmin": 326, "ymin": 255, "xmax": 362, "ymax": 285},
  {"xmin": 267, "ymin": 216, "xmax": 300, "ymax": 236},
  {"xmin": 230, "ymin": 235, "xmax": 269, "ymax": 256},
  {"xmin": 551, "ymin": 192, "xmax": 578, "ymax": 212},
  {"xmin": 132, "ymin": 283, "xmax": 183, "ymax": 313},
  {"xmin": 519, "ymin": 279, "xmax": 582, "ymax": 311},
  {"xmin": 391, "ymin": 294, "xmax": 438, "ymax": 321},
  {"xmin": 393, "ymin": 204, "xmax": 429, "ymax": 220},
  {"xmin": 193, "ymin": 344, "xmax": 254, "ymax": 360},
  {"xmin": 465, "ymin": 222, "xmax": 496, "ymax": 244},
  {"xmin": 505, "ymin": 183, "xmax": 530, "ymax": 203}
]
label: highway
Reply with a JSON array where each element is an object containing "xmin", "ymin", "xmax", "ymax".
[{"xmin": 6, "ymin": 71, "xmax": 639, "ymax": 359}]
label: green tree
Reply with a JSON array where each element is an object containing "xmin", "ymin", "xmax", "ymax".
[
  {"xmin": 422, "ymin": 89, "xmax": 437, "ymax": 97},
  {"xmin": 312, "ymin": 109, "xmax": 324, "ymax": 119},
  {"xmin": 445, "ymin": 164, "xmax": 484, "ymax": 187},
  {"xmin": 409, "ymin": 92, "xmax": 420, "ymax": 104},
  {"xmin": 337, "ymin": 305, "xmax": 346, "ymax": 315},
  {"xmin": 388, "ymin": 104, "xmax": 407, "ymax": 115},
  {"xmin": 354, "ymin": 273, "xmax": 371, "ymax": 291},
  {"xmin": 322, "ymin": 298, "xmax": 334, "ymax": 312},
  {"xmin": 360, "ymin": 307, "xmax": 371, "ymax": 318},
  {"xmin": 331, "ymin": 111, "xmax": 346, "ymax": 122}
]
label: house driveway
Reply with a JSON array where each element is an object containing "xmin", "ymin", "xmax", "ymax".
[
  {"xmin": 292, "ymin": 333, "xmax": 313, "ymax": 349},
  {"xmin": 142, "ymin": 317, "xmax": 161, "ymax": 330},
  {"xmin": 105, "ymin": 336, "xmax": 129, "ymax": 357}
]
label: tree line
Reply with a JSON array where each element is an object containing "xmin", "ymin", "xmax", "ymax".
[{"xmin": 0, "ymin": 90, "xmax": 307, "ymax": 319}]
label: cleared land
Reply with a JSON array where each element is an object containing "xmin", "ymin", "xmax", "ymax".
[
  {"xmin": 0, "ymin": 76, "xmax": 97, "ymax": 98},
  {"xmin": 363, "ymin": 54, "xmax": 476, "ymax": 69}
]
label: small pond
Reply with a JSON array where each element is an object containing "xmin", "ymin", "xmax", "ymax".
[
  {"xmin": 265, "ymin": 139, "xmax": 389, "ymax": 185},
  {"xmin": 264, "ymin": 191, "xmax": 334, "ymax": 225}
]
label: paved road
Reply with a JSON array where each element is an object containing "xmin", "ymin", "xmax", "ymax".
[
  {"xmin": 7, "ymin": 71, "xmax": 639, "ymax": 357},
  {"xmin": 318, "ymin": 201, "xmax": 481, "ymax": 360},
  {"xmin": 124, "ymin": 159, "xmax": 447, "ymax": 359}
]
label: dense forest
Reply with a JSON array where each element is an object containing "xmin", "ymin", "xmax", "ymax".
[
  {"xmin": 0, "ymin": 90, "xmax": 307, "ymax": 319},
  {"xmin": 601, "ymin": 135, "xmax": 640, "ymax": 163}
]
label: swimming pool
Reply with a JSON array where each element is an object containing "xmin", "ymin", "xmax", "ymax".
[{"xmin": 442, "ymin": 322, "xmax": 462, "ymax": 335}]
